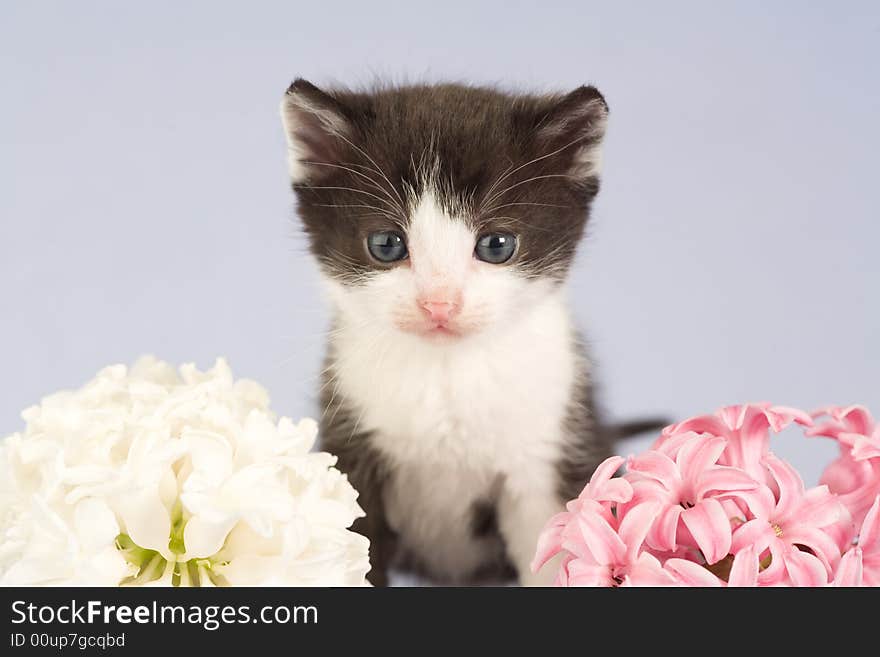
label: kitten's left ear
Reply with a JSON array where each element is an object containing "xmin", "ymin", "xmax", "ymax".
[
  {"xmin": 280, "ymin": 78, "xmax": 353, "ymax": 184},
  {"xmin": 534, "ymin": 85, "xmax": 609, "ymax": 181}
]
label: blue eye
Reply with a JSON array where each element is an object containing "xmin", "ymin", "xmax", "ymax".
[
  {"xmin": 475, "ymin": 233, "xmax": 516, "ymax": 264},
  {"xmin": 367, "ymin": 231, "xmax": 408, "ymax": 263}
]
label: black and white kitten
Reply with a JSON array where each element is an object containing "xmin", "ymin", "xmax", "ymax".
[{"xmin": 280, "ymin": 80, "xmax": 644, "ymax": 586}]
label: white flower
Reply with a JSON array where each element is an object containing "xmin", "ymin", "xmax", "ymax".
[{"xmin": 0, "ymin": 357, "xmax": 371, "ymax": 586}]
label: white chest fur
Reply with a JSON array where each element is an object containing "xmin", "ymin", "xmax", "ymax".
[{"xmin": 327, "ymin": 290, "xmax": 580, "ymax": 579}]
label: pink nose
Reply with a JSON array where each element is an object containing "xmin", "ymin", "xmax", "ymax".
[{"xmin": 420, "ymin": 300, "xmax": 458, "ymax": 323}]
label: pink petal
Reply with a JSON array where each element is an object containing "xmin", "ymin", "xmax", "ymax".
[
  {"xmin": 622, "ymin": 553, "xmax": 678, "ymax": 587},
  {"xmin": 646, "ymin": 504, "xmax": 683, "ymax": 552},
  {"xmin": 596, "ymin": 479, "xmax": 634, "ymax": 504},
  {"xmin": 806, "ymin": 420, "xmax": 846, "ymax": 440},
  {"xmin": 763, "ymin": 454, "xmax": 805, "ymax": 520},
  {"xmin": 799, "ymin": 485, "xmax": 847, "ymax": 528},
  {"xmin": 783, "ymin": 548, "xmax": 829, "ymax": 587},
  {"xmin": 729, "ymin": 485, "xmax": 777, "ymax": 520},
  {"xmin": 531, "ymin": 511, "xmax": 569, "ymax": 573},
  {"xmin": 820, "ymin": 452, "xmax": 867, "ymax": 494},
  {"xmin": 838, "ymin": 406, "xmax": 875, "ymax": 436},
  {"xmin": 851, "ymin": 436, "xmax": 880, "ymax": 461},
  {"xmin": 820, "ymin": 456, "xmax": 880, "ymax": 528},
  {"xmin": 588, "ymin": 455, "xmax": 626, "ymax": 487},
  {"xmin": 579, "ymin": 456, "xmax": 633, "ymax": 505},
  {"xmin": 766, "ymin": 405, "xmax": 813, "ymax": 429},
  {"xmin": 652, "ymin": 431, "xmax": 702, "ymax": 458},
  {"xmin": 731, "ymin": 518, "xmax": 775, "ymax": 554},
  {"xmin": 728, "ymin": 545, "xmax": 759, "ymax": 587},
  {"xmin": 676, "ymin": 434, "xmax": 727, "ymax": 483},
  {"xmin": 858, "ymin": 495, "xmax": 880, "ymax": 550},
  {"xmin": 681, "ymin": 498, "xmax": 732, "ymax": 565},
  {"xmin": 833, "ymin": 548, "xmax": 863, "ymax": 587},
  {"xmin": 780, "ymin": 526, "xmax": 841, "ymax": 574},
  {"xmin": 564, "ymin": 558, "xmax": 614, "ymax": 587},
  {"xmin": 617, "ymin": 501, "xmax": 662, "ymax": 561},
  {"xmin": 696, "ymin": 465, "xmax": 760, "ymax": 499},
  {"xmin": 718, "ymin": 404, "xmax": 751, "ymax": 431},
  {"xmin": 809, "ymin": 405, "xmax": 875, "ymax": 438},
  {"xmin": 626, "ymin": 451, "xmax": 680, "ymax": 489},
  {"xmin": 664, "ymin": 559, "xmax": 723, "ymax": 587},
  {"xmin": 757, "ymin": 540, "xmax": 788, "ymax": 585},
  {"xmin": 663, "ymin": 416, "xmax": 729, "ymax": 442},
  {"xmin": 570, "ymin": 510, "xmax": 627, "ymax": 567}
]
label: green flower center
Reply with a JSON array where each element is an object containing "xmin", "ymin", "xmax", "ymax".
[{"xmin": 114, "ymin": 504, "xmax": 229, "ymax": 586}]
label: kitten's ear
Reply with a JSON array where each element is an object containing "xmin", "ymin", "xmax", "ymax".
[
  {"xmin": 280, "ymin": 79, "xmax": 352, "ymax": 184},
  {"xmin": 534, "ymin": 86, "xmax": 609, "ymax": 181}
]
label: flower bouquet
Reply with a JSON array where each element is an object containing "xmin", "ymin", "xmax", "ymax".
[
  {"xmin": 0, "ymin": 358, "xmax": 370, "ymax": 586},
  {"xmin": 533, "ymin": 404, "xmax": 879, "ymax": 586}
]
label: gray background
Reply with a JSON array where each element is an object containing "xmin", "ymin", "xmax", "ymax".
[{"xmin": 2, "ymin": 1, "xmax": 878, "ymax": 489}]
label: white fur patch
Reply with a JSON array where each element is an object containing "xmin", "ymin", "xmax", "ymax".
[{"xmin": 323, "ymin": 188, "xmax": 579, "ymax": 583}]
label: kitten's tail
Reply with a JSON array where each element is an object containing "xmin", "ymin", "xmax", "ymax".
[{"xmin": 607, "ymin": 417, "xmax": 671, "ymax": 441}]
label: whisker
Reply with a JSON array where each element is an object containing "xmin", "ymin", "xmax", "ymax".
[
  {"xmin": 483, "ymin": 201, "xmax": 570, "ymax": 213},
  {"xmin": 481, "ymin": 174, "xmax": 575, "ymax": 210},
  {"xmin": 481, "ymin": 160, "xmax": 517, "ymax": 205},
  {"xmin": 301, "ymin": 185, "xmax": 403, "ymax": 216},
  {"xmin": 478, "ymin": 135, "xmax": 586, "ymax": 211},
  {"xmin": 311, "ymin": 203, "xmax": 400, "ymax": 220},
  {"xmin": 301, "ymin": 160, "xmax": 405, "ymax": 211},
  {"xmin": 333, "ymin": 134, "xmax": 406, "ymax": 212}
]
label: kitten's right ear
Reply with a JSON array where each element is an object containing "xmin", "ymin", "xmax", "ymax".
[{"xmin": 280, "ymin": 79, "xmax": 352, "ymax": 184}]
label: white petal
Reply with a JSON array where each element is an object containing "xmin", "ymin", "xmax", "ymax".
[{"xmin": 182, "ymin": 514, "xmax": 238, "ymax": 560}]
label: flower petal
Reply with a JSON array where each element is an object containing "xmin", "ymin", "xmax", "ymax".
[
  {"xmin": 565, "ymin": 558, "xmax": 613, "ymax": 587},
  {"xmin": 858, "ymin": 495, "xmax": 880, "ymax": 550},
  {"xmin": 677, "ymin": 435, "xmax": 727, "ymax": 483},
  {"xmin": 626, "ymin": 451, "xmax": 680, "ymax": 489},
  {"xmin": 623, "ymin": 553, "xmax": 678, "ymax": 587},
  {"xmin": 618, "ymin": 501, "xmax": 662, "ymax": 561},
  {"xmin": 646, "ymin": 504, "xmax": 683, "ymax": 552},
  {"xmin": 664, "ymin": 558, "xmax": 723, "ymax": 586},
  {"xmin": 832, "ymin": 548, "xmax": 863, "ymax": 587},
  {"xmin": 784, "ymin": 548, "xmax": 829, "ymax": 587},
  {"xmin": 696, "ymin": 465, "xmax": 759, "ymax": 499},
  {"xmin": 731, "ymin": 518, "xmax": 774, "ymax": 554},
  {"xmin": 531, "ymin": 511, "xmax": 569, "ymax": 573},
  {"xmin": 681, "ymin": 498, "xmax": 732, "ymax": 564},
  {"xmin": 183, "ymin": 515, "xmax": 239, "ymax": 560},
  {"xmin": 116, "ymin": 486, "xmax": 172, "ymax": 557},
  {"xmin": 727, "ymin": 545, "xmax": 759, "ymax": 587},
  {"xmin": 568, "ymin": 510, "xmax": 627, "ymax": 567},
  {"xmin": 763, "ymin": 454, "xmax": 805, "ymax": 520}
]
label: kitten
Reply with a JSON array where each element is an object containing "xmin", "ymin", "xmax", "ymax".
[{"xmin": 280, "ymin": 80, "xmax": 648, "ymax": 586}]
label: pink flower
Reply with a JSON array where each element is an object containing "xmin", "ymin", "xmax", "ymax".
[
  {"xmin": 808, "ymin": 406, "xmax": 880, "ymax": 526},
  {"xmin": 567, "ymin": 455, "xmax": 633, "ymax": 514},
  {"xmin": 532, "ymin": 403, "xmax": 878, "ymax": 588},
  {"xmin": 858, "ymin": 496, "xmax": 880, "ymax": 585},
  {"xmin": 833, "ymin": 495, "xmax": 880, "ymax": 586},
  {"xmin": 656, "ymin": 403, "xmax": 812, "ymax": 482},
  {"xmin": 664, "ymin": 545, "xmax": 760, "ymax": 587},
  {"xmin": 552, "ymin": 501, "xmax": 676, "ymax": 587},
  {"xmin": 624, "ymin": 433, "xmax": 758, "ymax": 564},
  {"xmin": 730, "ymin": 455, "xmax": 846, "ymax": 585},
  {"xmin": 833, "ymin": 548, "xmax": 863, "ymax": 586},
  {"xmin": 531, "ymin": 456, "xmax": 631, "ymax": 574}
]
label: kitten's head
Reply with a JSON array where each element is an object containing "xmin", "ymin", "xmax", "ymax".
[{"xmin": 280, "ymin": 80, "xmax": 608, "ymax": 342}]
